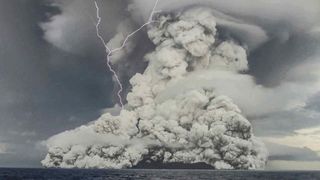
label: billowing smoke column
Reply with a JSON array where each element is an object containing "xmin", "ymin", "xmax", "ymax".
[{"xmin": 42, "ymin": 7, "xmax": 267, "ymax": 169}]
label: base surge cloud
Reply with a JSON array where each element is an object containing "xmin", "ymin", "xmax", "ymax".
[{"xmin": 42, "ymin": 7, "xmax": 268, "ymax": 169}]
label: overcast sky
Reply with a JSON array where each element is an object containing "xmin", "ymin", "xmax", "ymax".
[
  {"xmin": 0, "ymin": 0, "xmax": 116, "ymax": 167},
  {"xmin": 0, "ymin": 0, "xmax": 320, "ymax": 168}
]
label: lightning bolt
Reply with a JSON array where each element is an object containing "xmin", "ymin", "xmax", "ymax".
[{"xmin": 94, "ymin": 0, "xmax": 160, "ymax": 109}]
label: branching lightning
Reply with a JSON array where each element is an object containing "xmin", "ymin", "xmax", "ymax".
[{"xmin": 94, "ymin": 0, "xmax": 160, "ymax": 109}]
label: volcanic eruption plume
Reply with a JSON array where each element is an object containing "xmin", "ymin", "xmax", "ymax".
[{"xmin": 41, "ymin": 6, "xmax": 268, "ymax": 169}]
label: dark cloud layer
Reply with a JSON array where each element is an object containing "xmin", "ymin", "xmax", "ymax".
[
  {"xmin": 249, "ymin": 34, "xmax": 320, "ymax": 86},
  {"xmin": 0, "ymin": 0, "xmax": 116, "ymax": 167}
]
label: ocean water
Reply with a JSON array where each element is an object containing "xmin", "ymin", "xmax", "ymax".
[{"xmin": 0, "ymin": 168, "xmax": 319, "ymax": 180}]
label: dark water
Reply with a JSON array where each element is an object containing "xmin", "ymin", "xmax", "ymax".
[{"xmin": 0, "ymin": 168, "xmax": 319, "ymax": 180}]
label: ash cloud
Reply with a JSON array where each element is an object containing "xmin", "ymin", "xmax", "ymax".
[{"xmin": 42, "ymin": 7, "xmax": 268, "ymax": 169}]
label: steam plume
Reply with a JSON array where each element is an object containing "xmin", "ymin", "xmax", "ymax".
[{"xmin": 42, "ymin": 7, "xmax": 268, "ymax": 169}]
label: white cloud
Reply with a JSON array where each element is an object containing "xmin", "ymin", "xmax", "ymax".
[
  {"xmin": 263, "ymin": 126, "xmax": 320, "ymax": 157},
  {"xmin": 0, "ymin": 143, "xmax": 8, "ymax": 154},
  {"xmin": 266, "ymin": 160, "xmax": 320, "ymax": 170}
]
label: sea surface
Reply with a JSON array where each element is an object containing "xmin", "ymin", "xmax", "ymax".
[{"xmin": 0, "ymin": 168, "xmax": 319, "ymax": 180}]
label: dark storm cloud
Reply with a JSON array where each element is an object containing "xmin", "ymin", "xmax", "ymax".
[
  {"xmin": 249, "ymin": 34, "xmax": 320, "ymax": 86},
  {"xmin": 0, "ymin": 0, "xmax": 118, "ymax": 167},
  {"xmin": 40, "ymin": 0, "xmax": 151, "ymax": 102},
  {"xmin": 306, "ymin": 93, "xmax": 320, "ymax": 112}
]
